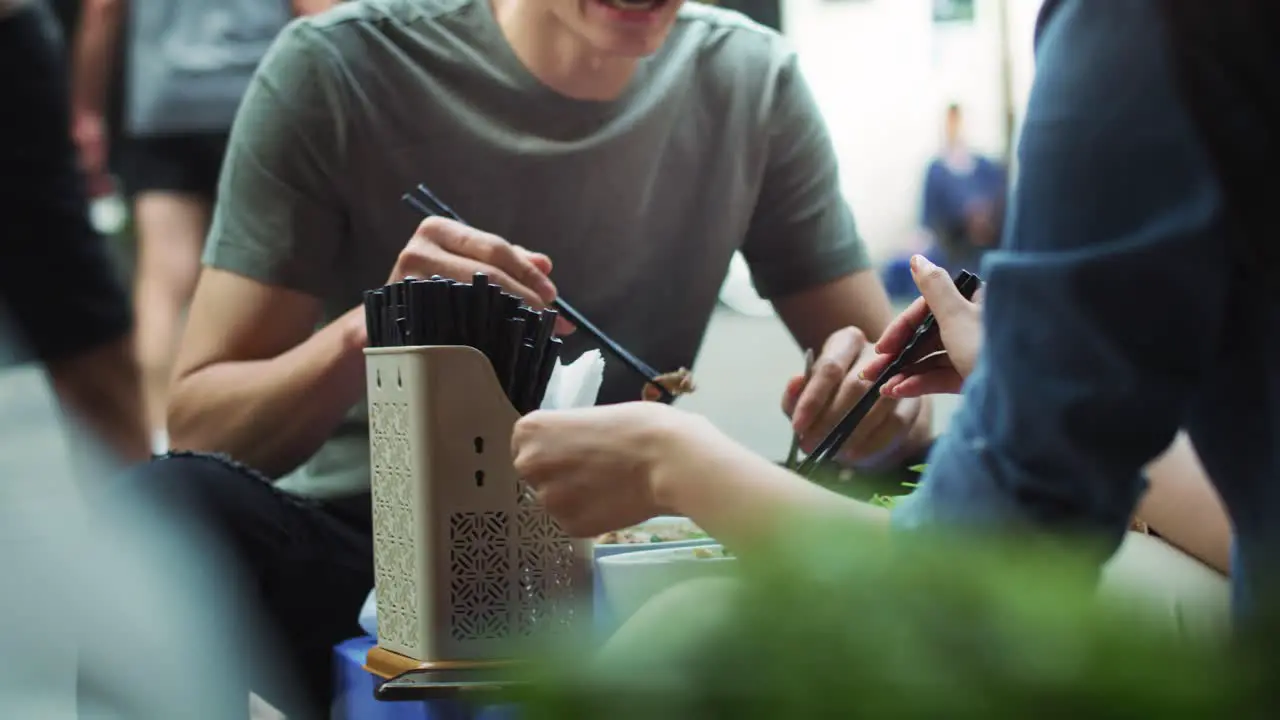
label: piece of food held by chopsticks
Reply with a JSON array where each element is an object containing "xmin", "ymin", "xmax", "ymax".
[{"xmin": 641, "ymin": 367, "xmax": 697, "ymax": 402}]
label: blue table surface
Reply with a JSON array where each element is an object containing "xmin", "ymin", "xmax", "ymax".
[
  {"xmin": 333, "ymin": 636, "xmax": 516, "ymax": 720},
  {"xmin": 337, "ymin": 542, "xmax": 715, "ymax": 717}
]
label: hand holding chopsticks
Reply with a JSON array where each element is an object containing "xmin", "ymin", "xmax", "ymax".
[
  {"xmin": 400, "ymin": 184, "xmax": 677, "ymax": 402},
  {"xmin": 796, "ymin": 268, "xmax": 982, "ymax": 478}
]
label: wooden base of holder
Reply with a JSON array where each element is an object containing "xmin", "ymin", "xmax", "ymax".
[{"xmin": 364, "ymin": 646, "xmax": 518, "ymax": 680}]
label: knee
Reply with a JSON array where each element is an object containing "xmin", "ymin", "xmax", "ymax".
[{"xmin": 116, "ymin": 451, "xmax": 242, "ymax": 510}]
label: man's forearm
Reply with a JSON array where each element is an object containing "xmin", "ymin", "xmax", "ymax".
[
  {"xmin": 70, "ymin": 0, "xmax": 124, "ymax": 113},
  {"xmin": 46, "ymin": 336, "xmax": 149, "ymax": 464},
  {"xmin": 166, "ymin": 307, "xmax": 367, "ymax": 478},
  {"xmin": 652, "ymin": 418, "xmax": 890, "ymax": 551}
]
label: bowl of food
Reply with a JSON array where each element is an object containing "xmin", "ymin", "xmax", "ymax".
[
  {"xmin": 593, "ymin": 516, "xmax": 716, "ymax": 559},
  {"xmin": 596, "ymin": 544, "xmax": 738, "ymax": 628}
]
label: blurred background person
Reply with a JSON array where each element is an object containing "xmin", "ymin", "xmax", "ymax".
[
  {"xmin": 1, "ymin": 0, "xmax": 146, "ymax": 463},
  {"xmin": 1, "ymin": 2, "xmax": 278, "ymax": 717},
  {"xmin": 920, "ymin": 102, "xmax": 1007, "ymax": 272},
  {"xmin": 70, "ymin": 0, "xmax": 319, "ymax": 454}
]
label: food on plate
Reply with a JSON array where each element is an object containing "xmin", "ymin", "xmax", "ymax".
[
  {"xmin": 596, "ymin": 520, "xmax": 708, "ymax": 545},
  {"xmin": 692, "ymin": 546, "xmax": 733, "ymax": 559},
  {"xmin": 641, "ymin": 367, "xmax": 696, "ymax": 402}
]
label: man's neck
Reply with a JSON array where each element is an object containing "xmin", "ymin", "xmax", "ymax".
[{"xmin": 491, "ymin": 0, "xmax": 639, "ymax": 101}]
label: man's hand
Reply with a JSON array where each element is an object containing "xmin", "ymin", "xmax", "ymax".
[
  {"xmin": 512, "ymin": 403, "xmax": 698, "ymax": 537},
  {"xmin": 781, "ymin": 326, "xmax": 925, "ymax": 466},
  {"xmin": 861, "ymin": 255, "xmax": 984, "ymax": 399},
  {"xmin": 390, "ymin": 216, "xmax": 574, "ymax": 334}
]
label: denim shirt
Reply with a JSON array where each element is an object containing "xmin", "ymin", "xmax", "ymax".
[{"xmin": 894, "ymin": 0, "xmax": 1279, "ymax": 614}]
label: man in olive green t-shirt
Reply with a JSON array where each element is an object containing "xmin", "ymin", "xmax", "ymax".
[{"xmin": 126, "ymin": 0, "xmax": 933, "ymax": 715}]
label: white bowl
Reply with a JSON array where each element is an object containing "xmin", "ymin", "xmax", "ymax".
[{"xmin": 595, "ymin": 544, "xmax": 737, "ymax": 627}]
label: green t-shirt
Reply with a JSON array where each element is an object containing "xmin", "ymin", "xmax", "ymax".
[{"xmin": 204, "ymin": 0, "xmax": 870, "ymax": 499}]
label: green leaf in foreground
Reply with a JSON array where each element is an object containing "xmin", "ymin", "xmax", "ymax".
[{"xmin": 516, "ymin": 520, "xmax": 1273, "ymax": 719}]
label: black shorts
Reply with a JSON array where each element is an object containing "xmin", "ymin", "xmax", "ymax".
[
  {"xmin": 121, "ymin": 132, "xmax": 231, "ymax": 200},
  {"xmin": 0, "ymin": 2, "xmax": 131, "ymax": 364}
]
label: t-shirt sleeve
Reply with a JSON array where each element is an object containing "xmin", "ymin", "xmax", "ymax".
[
  {"xmin": 739, "ymin": 52, "xmax": 871, "ymax": 301},
  {"xmin": 892, "ymin": 0, "xmax": 1229, "ymax": 548},
  {"xmin": 202, "ymin": 19, "xmax": 350, "ymax": 298}
]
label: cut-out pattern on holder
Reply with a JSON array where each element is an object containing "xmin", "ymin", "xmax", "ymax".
[
  {"xmin": 515, "ymin": 480, "xmax": 580, "ymax": 637},
  {"xmin": 369, "ymin": 400, "xmax": 419, "ymax": 652},
  {"xmin": 450, "ymin": 512, "xmax": 511, "ymax": 640}
]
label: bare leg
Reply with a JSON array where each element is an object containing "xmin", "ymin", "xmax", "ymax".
[{"xmin": 131, "ymin": 192, "xmax": 208, "ymax": 444}]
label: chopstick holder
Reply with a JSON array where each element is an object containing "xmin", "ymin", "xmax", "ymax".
[
  {"xmin": 797, "ymin": 270, "xmax": 982, "ymax": 477},
  {"xmin": 365, "ymin": 343, "xmax": 593, "ymax": 666}
]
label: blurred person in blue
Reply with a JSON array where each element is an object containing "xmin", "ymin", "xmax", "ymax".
[
  {"xmin": 882, "ymin": 103, "xmax": 1007, "ymax": 300},
  {"xmin": 70, "ymin": 0, "xmax": 337, "ymax": 453},
  {"xmin": 919, "ymin": 103, "xmax": 1007, "ymax": 272},
  {"xmin": 1, "ymin": 1, "xmax": 286, "ymax": 717},
  {"xmin": 510, "ymin": 0, "xmax": 1280, "ymax": 623}
]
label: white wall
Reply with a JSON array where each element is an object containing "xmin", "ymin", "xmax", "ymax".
[{"xmin": 781, "ymin": 0, "xmax": 1043, "ymax": 259}]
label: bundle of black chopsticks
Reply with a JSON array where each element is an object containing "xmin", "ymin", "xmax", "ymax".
[
  {"xmin": 796, "ymin": 269, "xmax": 982, "ymax": 477},
  {"xmin": 364, "ymin": 272, "xmax": 562, "ymax": 414}
]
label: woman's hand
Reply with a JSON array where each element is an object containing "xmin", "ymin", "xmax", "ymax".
[
  {"xmin": 861, "ymin": 255, "xmax": 984, "ymax": 399},
  {"xmin": 511, "ymin": 403, "xmax": 707, "ymax": 537}
]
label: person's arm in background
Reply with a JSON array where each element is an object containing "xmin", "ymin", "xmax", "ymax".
[
  {"xmin": 738, "ymin": 50, "xmax": 931, "ymax": 467},
  {"xmin": 45, "ymin": 338, "xmax": 149, "ymax": 463},
  {"xmin": 893, "ymin": 0, "xmax": 1231, "ymax": 562},
  {"xmin": 69, "ymin": 0, "xmax": 125, "ymax": 193},
  {"xmin": 1139, "ymin": 434, "xmax": 1233, "ymax": 575},
  {"xmin": 1, "ymin": 0, "xmax": 147, "ymax": 463}
]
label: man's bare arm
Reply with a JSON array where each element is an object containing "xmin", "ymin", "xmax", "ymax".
[
  {"xmin": 166, "ymin": 269, "xmax": 367, "ymax": 478},
  {"xmin": 70, "ymin": 0, "xmax": 124, "ymax": 116},
  {"xmin": 772, "ymin": 269, "xmax": 894, "ymax": 350},
  {"xmin": 46, "ymin": 335, "xmax": 149, "ymax": 464}
]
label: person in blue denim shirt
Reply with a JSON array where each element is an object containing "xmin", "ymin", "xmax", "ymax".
[
  {"xmin": 508, "ymin": 0, "xmax": 1278, "ymax": 619},
  {"xmin": 887, "ymin": 0, "xmax": 1279, "ymax": 618}
]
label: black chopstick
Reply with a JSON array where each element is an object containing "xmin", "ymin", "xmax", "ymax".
[
  {"xmin": 796, "ymin": 270, "xmax": 982, "ymax": 478},
  {"xmin": 400, "ymin": 185, "xmax": 676, "ymax": 403}
]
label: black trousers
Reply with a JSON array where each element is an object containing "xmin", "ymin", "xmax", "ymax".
[{"xmin": 122, "ymin": 453, "xmax": 375, "ymax": 720}]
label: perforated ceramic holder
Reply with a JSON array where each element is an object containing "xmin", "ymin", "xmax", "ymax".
[{"xmin": 364, "ymin": 345, "xmax": 592, "ymax": 671}]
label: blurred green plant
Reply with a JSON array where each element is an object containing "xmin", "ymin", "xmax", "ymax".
[{"xmin": 515, "ymin": 520, "xmax": 1270, "ymax": 719}]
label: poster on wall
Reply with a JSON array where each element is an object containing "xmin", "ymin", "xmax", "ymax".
[
  {"xmin": 933, "ymin": 0, "xmax": 976, "ymax": 24},
  {"xmin": 698, "ymin": 0, "xmax": 783, "ymax": 33}
]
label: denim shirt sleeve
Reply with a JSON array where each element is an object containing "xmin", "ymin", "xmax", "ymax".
[{"xmin": 893, "ymin": 0, "xmax": 1231, "ymax": 547}]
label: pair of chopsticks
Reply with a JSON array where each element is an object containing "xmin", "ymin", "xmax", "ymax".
[
  {"xmin": 796, "ymin": 270, "xmax": 982, "ymax": 477},
  {"xmin": 784, "ymin": 348, "xmax": 816, "ymax": 471},
  {"xmin": 400, "ymin": 184, "xmax": 676, "ymax": 403}
]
